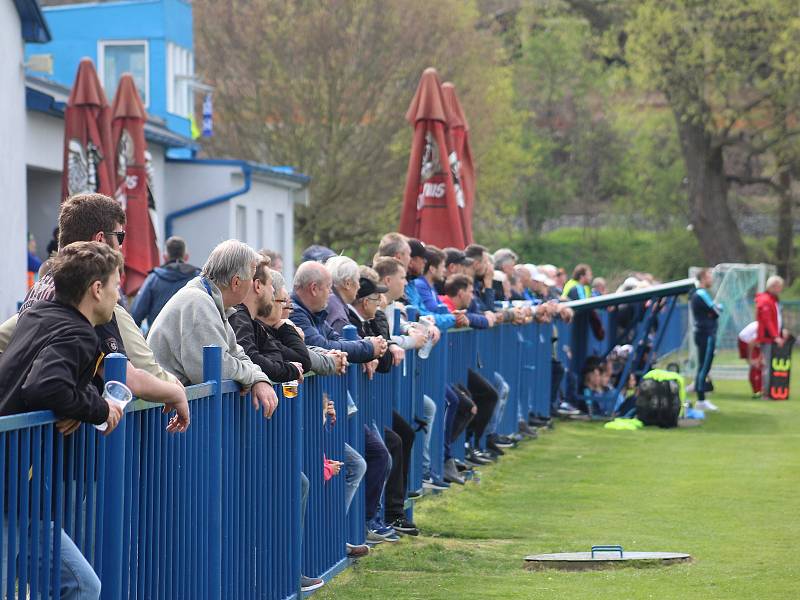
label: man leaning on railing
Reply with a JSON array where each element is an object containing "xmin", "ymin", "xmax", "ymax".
[
  {"xmin": 148, "ymin": 240, "xmax": 279, "ymax": 417},
  {"xmin": 0, "ymin": 242, "xmax": 128, "ymax": 600}
]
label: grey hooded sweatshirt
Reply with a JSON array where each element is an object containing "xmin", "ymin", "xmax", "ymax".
[{"xmin": 148, "ymin": 276, "xmax": 272, "ymax": 387}]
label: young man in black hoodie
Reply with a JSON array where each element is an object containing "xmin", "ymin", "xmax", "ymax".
[{"xmin": 0, "ymin": 241, "xmax": 127, "ymax": 599}]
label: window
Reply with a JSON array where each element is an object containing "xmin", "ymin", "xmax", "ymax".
[
  {"xmin": 275, "ymin": 213, "xmax": 285, "ymax": 258},
  {"xmin": 256, "ymin": 209, "xmax": 264, "ymax": 250},
  {"xmin": 99, "ymin": 40, "xmax": 148, "ymax": 106},
  {"xmin": 167, "ymin": 43, "xmax": 194, "ymax": 117},
  {"xmin": 236, "ymin": 205, "xmax": 247, "ymax": 242}
]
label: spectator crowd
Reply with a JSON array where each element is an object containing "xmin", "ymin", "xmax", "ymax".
[{"xmin": 0, "ymin": 191, "xmax": 743, "ymax": 598}]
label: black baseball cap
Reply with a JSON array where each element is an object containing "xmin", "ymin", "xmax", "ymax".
[
  {"xmin": 356, "ymin": 277, "xmax": 389, "ymax": 300},
  {"xmin": 444, "ymin": 248, "xmax": 474, "ymax": 267},
  {"xmin": 408, "ymin": 238, "xmax": 426, "ymax": 258}
]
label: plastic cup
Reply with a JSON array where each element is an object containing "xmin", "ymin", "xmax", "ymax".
[
  {"xmin": 95, "ymin": 380, "xmax": 132, "ymax": 431},
  {"xmin": 282, "ymin": 380, "xmax": 299, "ymax": 398}
]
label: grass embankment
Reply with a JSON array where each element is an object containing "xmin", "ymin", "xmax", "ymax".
[{"xmin": 319, "ymin": 379, "xmax": 800, "ymax": 599}]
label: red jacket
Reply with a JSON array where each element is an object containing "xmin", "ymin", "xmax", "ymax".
[{"xmin": 755, "ymin": 292, "xmax": 781, "ymax": 344}]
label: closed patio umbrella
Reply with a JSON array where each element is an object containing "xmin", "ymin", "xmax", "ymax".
[
  {"xmin": 441, "ymin": 82, "xmax": 475, "ymax": 245},
  {"xmin": 111, "ymin": 73, "xmax": 160, "ymax": 295},
  {"xmin": 62, "ymin": 57, "xmax": 115, "ymax": 201},
  {"xmin": 399, "ymin": 68, "xmax": 467, "ymax": 249}
]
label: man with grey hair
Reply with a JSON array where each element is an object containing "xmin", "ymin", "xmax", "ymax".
[
  {"xmin": 290, "ymin": 261, "xmax": 385, "ymax": 363},
  {"xmin": 492, "ymin": 248, "xmax": 518, "ymax": 301},
  {"xmin": 325, "ymin": 256, "xmax": 362, "ymax": 333},
  {"xmin": 149, "ymin": 239, "xmax": 279, "ymax": 416},
  {"xmin": 756, "ymin": 275, "xmax": 791, "ymax": 399}
]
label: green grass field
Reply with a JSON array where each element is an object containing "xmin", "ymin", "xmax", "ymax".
[{"xmin": 319, "ymin": 378, "xmax": 800, "ymax": 599}]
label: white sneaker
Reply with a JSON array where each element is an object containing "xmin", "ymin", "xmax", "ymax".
[{"xmin": 696, "ymin": 400, "xmax": 719, "ymax": 412}]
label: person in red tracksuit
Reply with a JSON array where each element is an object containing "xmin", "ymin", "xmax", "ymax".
[{"xmin": 755, "ymin": 276, "xmax": 790, "ymax": 399}]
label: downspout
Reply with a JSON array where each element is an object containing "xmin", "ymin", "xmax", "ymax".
[{"xmin": 165, "ymin": 163, "xmax": 252, "ymax": 238}]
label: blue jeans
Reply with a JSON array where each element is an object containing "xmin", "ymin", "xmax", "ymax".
[
  {"xmin": 2, "ymin": 521, "xmax": 100, "ymax": 600},
  {"xmin": 300, "ymin": 471, "xmax": 309, "ymax": 532},
  {"xmin": 343, "ymin": 443, "xmax": 366, "ymax": 514},
  {"xmin": 421, "ymin": 394, "xmax": 436, "ymax": 478},
  {"xmin": 487, "ymin": 372, "xmax": 510, "ymax": 435},
  {"xmin": 363, "ymin": 425, "xmax": 391, "ymax": 522}
]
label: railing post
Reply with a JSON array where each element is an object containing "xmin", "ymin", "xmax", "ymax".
[
  {"xmin": 100, "ymin": 353, "xmax": 128, "ymax": 600},
  {"xmin": 203, "ymin": 345, "xmax": 223, "ymax": 600},
  {"xmin": 341, "ymin": 325, "xmax": 365, "ymax": 544}
]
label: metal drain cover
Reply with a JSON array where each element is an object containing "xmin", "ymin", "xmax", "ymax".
[{"xmin": 524, "ymin": 546, "xmax": 691, "ymax": 571}]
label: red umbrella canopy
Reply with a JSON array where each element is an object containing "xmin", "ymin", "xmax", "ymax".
[
  {"xmin": 62, "ymin": 58, "xmax": 116, "ymax": 202},
  {"xmin": 112, "ymin": 73, "xmax": 159, "ymax": 295},
  {"xmin": 399, "ymin": 68, "xmax": 468, "ymax": 249},
  {"xmin": 441, "ymin": 82, "xmax": 475, "ymax": 245}
]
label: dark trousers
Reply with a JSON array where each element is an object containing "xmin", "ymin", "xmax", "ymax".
[
  {"xmin": 694, "ymin": 331, "xmax": 716, "ymax": 402},
  {"xmin": 551, "ymin": 358, "xmax": 565, "ymax": 410},
  {"xmin": 363, "ymin": 424, "xmax": 390, "ymax": 522},
  {"xmin": 444, "ymin": 384, "xmax": 475, "ymax": 460},
  {"xmin": 384, "ymin": 411, "xmax": 415, "ymax": 522},
  {"xmin": 465, "ymin": 369, "xmax": 499, "ymax": 447}
]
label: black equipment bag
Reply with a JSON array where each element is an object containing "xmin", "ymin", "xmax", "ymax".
[{"xmin": 635, "ymin": 378, "xmax": 681, "ymax": 428}]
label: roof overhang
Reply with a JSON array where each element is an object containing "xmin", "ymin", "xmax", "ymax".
[
  {"xmin": 15, "ymin": 0, "xmax": 51, "ymax": 43},
  {"xmin": 562, "ymin": 278, "xmax": 697, "ymax": 312}
]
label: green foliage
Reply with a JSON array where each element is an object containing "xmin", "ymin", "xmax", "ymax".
[
  {"xmin": 502, "ymin": 226, "xmax": 702, "ymax": 283},
  {"xmin": 320, "ymin": 378, "xmax": 800, "ymax": 600}
]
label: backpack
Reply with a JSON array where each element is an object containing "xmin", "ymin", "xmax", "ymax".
[{"xmin": 636, "ymin": 377, "xmax": 681, "ymax": 428}]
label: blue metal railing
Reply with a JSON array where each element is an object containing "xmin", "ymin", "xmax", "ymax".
[{"xmin": 0, "ymin": 317, "xmax": 573, "ymax": 599}]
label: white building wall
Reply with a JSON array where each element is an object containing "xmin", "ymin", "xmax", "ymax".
[
  {"xmin": 26, "ymin": 110, "xmax": 63, "ymax": 171},
  {"xmin": 1, "ymin": 5, "xmax": 30, "ymax": 319},
  {"xmin": 164, "ymin": 162, "xmax": 303, "ymax": 281}
]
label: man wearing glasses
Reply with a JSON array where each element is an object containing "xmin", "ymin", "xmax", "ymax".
[{"xmin": 0, "ymin": 193, "xmax": 190, "ymax": 427}]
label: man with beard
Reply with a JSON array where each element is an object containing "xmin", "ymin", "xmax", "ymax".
[
  {"xmin": 415, "ymin": 247, "xmax": 467, "ymax": 329},
  {"xmin": 229, "ymin": 258, "xmax": 305, "ymax": 384}
]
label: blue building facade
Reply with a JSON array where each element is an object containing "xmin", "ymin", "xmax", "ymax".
[{"xmin": 26, "ymin": 0, "xmax": 195, "ymax": 139}]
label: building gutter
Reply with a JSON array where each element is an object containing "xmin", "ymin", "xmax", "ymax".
[{"xmin": 164, "ymin": 162, "xmax": 252, "ymax": 238}]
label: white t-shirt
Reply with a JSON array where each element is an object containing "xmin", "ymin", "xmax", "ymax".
[{"xmin": 738, "ymin": 321, "xmax": 758, "ymax": 344}]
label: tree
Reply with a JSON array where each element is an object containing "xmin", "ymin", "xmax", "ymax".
[
  {"xmin": 628, "ymin": 0, "xmax": 800, "ymax": 265},
  {"xmin": 194, "ymin": 0, "xmax": 522, "ymax": 254}
]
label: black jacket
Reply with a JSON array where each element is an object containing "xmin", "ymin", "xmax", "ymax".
[
  {"xmin": 229, "ymin": 305, "xmax": 305, "ymax": 383},
  {"xmin": 0, "ymin": 301, "xmax": 109, "ymax": 424},
  {"xmin": 347, "ymin": 308, "xmax": 393, "ymax": 373}
]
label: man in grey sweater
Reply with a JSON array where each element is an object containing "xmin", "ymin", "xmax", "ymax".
[{"xmin": 149, "ymin": 240, "xmax": 279, "ymax": 417}]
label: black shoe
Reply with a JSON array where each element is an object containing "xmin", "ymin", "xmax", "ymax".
[
  {"xmin": 408, "ymin": 489, "xmax": 423, "ymax": 499},
  {"xmin": 466, "ymin": 449, "xmax": 492, "ymax": 465},
  {"xmin": 495, "ymin": 434, "xmax": 517, "ymax": 447},
  {"xmin": 484, "ymin": 447, "xmax": 504, "ymax": 460},
  {"xmin": 390, "ymin": 517, "xmax": 419, "ymax": 536},
  {"xmin": 475, "ymin": 449, "xmax": 497, "ymax": 462},
  {"xmin": 528, "ymin": 416, "xmax": 551, "ymax": 427},
  {"xmin": 518, "ymin": 420, "xmax": 538, "ymax": 439},
  {"xmin": 486, "ymin": 437, "xmax": 506, "ymax": 455}
]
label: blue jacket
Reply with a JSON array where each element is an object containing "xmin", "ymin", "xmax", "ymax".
[
  {"xmin": 690, "ymin": 288, "xmax": 721, "ymax": 337},
  {"xmin": 289, "ymin": 294, "xmax": 375, "ymax": 363},
  {"xmin": 325, "ymin": 290, "xmax": 350, "ymax": 334},
  {"xmin": 405, "ymin": 278, "xmax": 456, "ymax": 330},
  {"xmin": 131, "ymin": 261, "xmax": 200, "ymax": 326},
  {"xmin": 466, "ymin": 298, "xmax": 489, "ymax": 329},
  {"xmin": 472, "ymin": 281, "xmax": 496, "ymax": 313}
]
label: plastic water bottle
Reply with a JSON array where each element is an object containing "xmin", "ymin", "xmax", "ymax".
[{"xmin": 418, "ymin": 327, "xmax": 434, "ymax": 360}]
